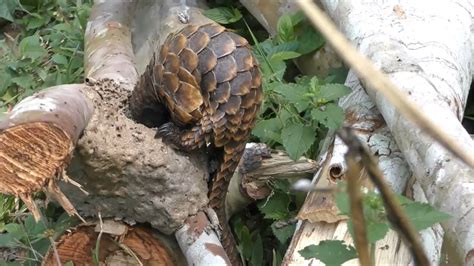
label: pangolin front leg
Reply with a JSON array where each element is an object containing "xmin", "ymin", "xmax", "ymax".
[{"xmin": 148, "ymin": 23, "xmax": 263, "ymax": 265}]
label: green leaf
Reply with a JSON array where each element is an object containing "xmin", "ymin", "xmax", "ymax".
[
  {"xmin": 0, "ymin": 0, "xmax": 17, "ymax": 22},
  {"xmin": 295, "ymin": 24, "xmax": 325, "ymax": 54},
  {"xmin": 258, "ymin": 190, "xmax": 291, "ymax": 220},
  {"xmin": 0, "ymin": 233, "xmax": 17, "ymax": 248},
  {"xmin": 268, "ymin": 41, "xmax": 299, "ymax": 55},
  {"xmin": 270, "ymin": 51, "xmax": 301, "ymax": 62},
  {"xmin": 277, "ymin": 14, "xmax": 294, "ymax": 42},
  {"xmin": 290, "ymin": 11, "xmax": 306, "ymax": 26},
  {"xmin": 251, "ymin": 233, "xmax": 264, "ymax": 266},
  {"xmin": 271, "ymin": 222, "xmax": 296, "ymax": 243},
  {"xmin": 325, "ymin": 67, "xmax": 349, "ymax": 84},
  {"xmin": 237, "ymin": 224, "xmax": 253, "ymax": 260},
  {"xmin": 53, "ymin": 213, "xmax": 78, "ymax": 238},
  {"xmin": 252, "ymin": 118, "xmax": 283, "ymax": 143},
  {"xmin": 319, "ymin": 84, "xmax": 351, "ymax": 102},
  {"xmin": 299, "ymin": 240, "xmax": 357, "ymax": 265},
  {"xmin": 26, "ymin": 14, "xmax": 50, "ymax": 30},
  {"xmin": 272, "ymin": 249, "xmax": 284, "ymax": 266},
  {"xmin": 311, "ymin": 103, "xmax": 345, "ymax": 130},
  {"xmin": 281, "ymin": 123, "xmax": 316, "ymax": 160},
  {"xmin": 278, "ymin": 109, "xmax": 293, "ymax": 125},
  {"xmin": 271, "ymin": 83, "xmax": 310, "ymax": 112},
  {"xmin": 24, "ymin": 214, "xmax": 46, "ymax": 237},
  {"xmin": 203, "ymin": 7, "xmax": 242, "ymax": 24},
  {"xmin": 19, "ymin": 35, "xmax": 47, "ymax": 60},
  {"xmin": 367, "ymin": 222, "xmax": 389, "ymax": 243},
  {"xmin": 53, "ymin": 23, "xmax": 72, "ymax": 32},
  {"xmin": 52, "ymin": 54, "xmax": 68, "ymax": 65},
  {"xmin": 37, "ymin": 68, "xmax": 49, "ymax": 81},
  {"xmin": 11, "ymin": 76, "xmax": 34, "ymax": 90},
  {"xmin": 3, "ymin": 223, "xmax": 26, "ymax": 242},
  {"xmin": 270, "ymin": 179, "xmax": 291, "ymax": 193},
  {"xmin": 335, "ymin": 191, "xmax": 350, "ymax": 215},
  {"xmin": 347, "ymin": 220, "xmax": 389, "ymax": 244},
  {"xmin": 0, "ymin": 72, "xmax": 12, "ymax": 96},
  {"xmin": 403, "ymin": 202, "xmax": 451, "ymax": 231},
  {"xmin": 30, "ymin": 237, "xmax": 50, "ymax": 257},
  {"xmin": 253, "ymin": 46, "xmax": 287, "ymax": 80}
]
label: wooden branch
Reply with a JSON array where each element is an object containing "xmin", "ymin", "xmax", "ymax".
[
  {"xmin": 175, "ymin": 210, "xmax": 231, "ymax": 265},
  {"xmin": 84, "ymin": 0, "xmax": 138, "ymax": 90},
  {"xmin": 226, "ymin": 143, "xmax": 319, "ymax": 218}
]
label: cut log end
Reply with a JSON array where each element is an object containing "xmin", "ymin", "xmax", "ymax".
[
  {"xmin": 0, "ymin": 122, "xmax": 78, "ymax": 221},
  {"xmin": 42, "ymin": 224, "xmax": 175, "ymax": 265}
]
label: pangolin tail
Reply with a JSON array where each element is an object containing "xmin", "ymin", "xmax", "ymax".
[{"xmin": 208, "ymin": 140, "xmax": 246, "ymax": 266}]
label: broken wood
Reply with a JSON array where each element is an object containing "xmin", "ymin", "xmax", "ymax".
[
  {"xmin": 42, "ymin": 221, "xmax": 179, "ymax": 265},
  {"xmin": 0, "ymin": 84, "xmax": 93, "ymax": 221}
]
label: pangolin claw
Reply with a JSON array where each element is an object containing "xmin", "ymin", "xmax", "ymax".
[{"xmin": 155, "ymin": 122, "xmax": 180, "ymax": 145}]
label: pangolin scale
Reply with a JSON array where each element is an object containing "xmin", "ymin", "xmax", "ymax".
[{"xmin": 131, "ymin": 23, "xmax": 262, "ymax": 265}]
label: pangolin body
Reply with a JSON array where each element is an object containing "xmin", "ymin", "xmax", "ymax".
[{"xmin": 134, "ymin": 23, "xmax": 263, "ymax": 264}]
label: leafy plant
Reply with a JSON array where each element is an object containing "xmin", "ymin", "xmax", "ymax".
[
  {"xmin": 0, "ymin": 208, "xmax": 78, "ymax": 265},
  {"xmin": 203, "ymin": 7, "xmax": 242, "ymax": 24},
  {"xmin": 299, "ymin": 185, "xmax": 451, "ymax": 265},
  {"xmin": 0, "ymin": 195, "xmax": 16, "ymax": 231},
  {"xmin": 233, "ymin": 180, "xmax": 299, "ymax": 266},
  {"xmin": 248, "ymin": 12, "xmax": 349, "ymax": 160},
  {"xmin": 299, "ymin": 240, "xmax": 357, "ymax": 265},
  {"xmin": 0, "ymin": 0, "xmax": 91, "ymax": 112}
]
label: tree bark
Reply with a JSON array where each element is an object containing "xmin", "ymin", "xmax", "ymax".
[{"xmin": 315, "ymin": 0, "xmax": 474, "ymax": 263}]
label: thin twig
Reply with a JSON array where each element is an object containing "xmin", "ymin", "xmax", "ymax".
[
  {"xmin": 345, "ymin": 155, "xmax": 370, "ymax": 266},
  {"xmin": 115, "ymin": 242, "xmax": 144, "ymax": 266},
  {"xmin": 296, "ymin": 0, "xmax": 474, "ymax": 167},
  {"xmin": 49, "ymin": 236, "xmax": 62, "ymax": 266},
  {"xmin": 93, "ymin": 212, "xmax": 104, "ymax": 266},
  {"xmin": 338, "ymin": 127, "xmax": 429, "ymax": 266}
]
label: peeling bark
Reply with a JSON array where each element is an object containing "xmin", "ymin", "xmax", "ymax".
[
  {"xmin": 226, "ymin": 143, "xmax": 319, "ymax": 218},
  {"xmin": 85, "ymin": 0, "xmax": 138, "ymax": 90},
  {"xmin": 175, "ymin": 211, "xmax": 231, "ymax": 265}
]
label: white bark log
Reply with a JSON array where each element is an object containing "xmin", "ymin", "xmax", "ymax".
[
  {"xmin": 318, "ymin": 0, "xmax": 474, "ymax": 263},
  {"xmin": 175, "ymin": 211, "xmax": 230, "ymax": 265},
  {"xmin": 84, "ymin": 0, "xmax": 138, "ymax": 90}
]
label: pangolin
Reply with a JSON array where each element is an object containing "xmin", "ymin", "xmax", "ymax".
[{"xmin": 131, "ymin": 23, "xmax": 263, "ymax": 264}]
